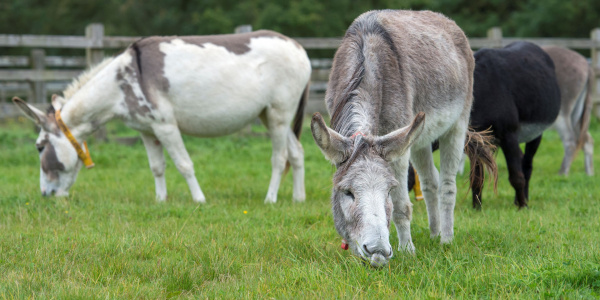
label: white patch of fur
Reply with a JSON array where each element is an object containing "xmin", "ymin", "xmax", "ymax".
[
  {"xmin": 62, "ymin": 57, "xmax": 115, "ymax": 100},
  {"xmin": 160, "ymin": 36, "xmax": 310, "ymax": 136}
]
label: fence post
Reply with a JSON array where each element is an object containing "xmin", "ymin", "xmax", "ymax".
[
  {"xmin": 591, "ymin": 28, "xmax": 600, "ymax": 118},
  {"xmin": 86, "ymin": 23, "xmax": 107, "ymax": 140},
  {"xmin": 235, "ymin": 25, "xmax": 252, "ymax": 34},
  {"xmin": 30, "ymin": 49, "xmax": 46, "ymax": 104},
  {"xmin": 86, "ymin": 24, "xmax": 104, "ymax": 67},
  {"xmin": 487, "ymin": 27, "xmax": 503, "ymax": 48}
]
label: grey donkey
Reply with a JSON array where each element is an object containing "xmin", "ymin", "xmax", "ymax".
[{"xmin": 311, "ymin": 10, "xmax": 496, "ymax": 267}]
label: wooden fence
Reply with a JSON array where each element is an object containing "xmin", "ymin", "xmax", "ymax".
[{"xmin": 2, "ymin": 24, "xmax": 600, "ymax": 119}]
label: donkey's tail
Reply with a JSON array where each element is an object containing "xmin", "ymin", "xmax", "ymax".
[
  {"xmin": 464, "ymin": 127, "xmax": 498, "ymax": 195},
  {"xmin": 292, "ymin": 83, "xmax": 309, "ymax": 140},
  {"xmin": 575, "ymin": 66, "xmax": 594, "ymax": 152},
  {"xmin": 284, "ymin": 82, "xmax": 309, "ymax": 175}
]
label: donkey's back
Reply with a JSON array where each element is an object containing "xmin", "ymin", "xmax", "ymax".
[
  {"xmin": 119, "ymin": 30, "xmax": 311, "ymax": 137},
  {"xmin": 472, "ymin": 42, "xmax": 561, "ymax": 140}
]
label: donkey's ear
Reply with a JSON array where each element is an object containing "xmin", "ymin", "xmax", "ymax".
[
  {"xmin": 51, "ymin": 94, "xmax": 63, "ymax": 110},
  {"xmin": 12, "ymin": 97, "xmax": 51, "ymax": 130},
  {"xmin": 311, "ymin": 112, "xmax": 351, "ymax": 164},
  {"xmin": 375, "ymin": 112, "xmax": 425, "ymax": 162}
]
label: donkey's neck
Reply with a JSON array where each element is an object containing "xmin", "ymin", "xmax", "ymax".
[
  {"xmin": 59, "ymin": 58, "xmax": 123, "ymax": 140},
  {"xmin": 334, "ymin": 91, "xmax": 380, "ymax": 137},
  {"xmin": 333, "ymin": 60, "xmax": 383, "ymax": 138},
  {"xmin": 331, "ymin": 32, "xmax": 394, "ymax": 138}
]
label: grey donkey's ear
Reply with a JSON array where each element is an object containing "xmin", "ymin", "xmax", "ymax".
[
  {"xmin": 375, "ymin": 112, "xmax": 426, "ymax": 162},
  {"xmin": 12, "ymin": 97, "xmax": 52, "ymax": 131},
  {"xmin": 311, "ymin": 112, "xmax": 351, "ymax": 164}
]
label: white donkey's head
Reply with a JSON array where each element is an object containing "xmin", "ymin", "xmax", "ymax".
[
  {"xmin": 311, "ymin": 112, "xmax": 425, "ymax": 267},
  {"xmin": 13, "ymin": 96, "xmax": 83, "ymax": 197}
]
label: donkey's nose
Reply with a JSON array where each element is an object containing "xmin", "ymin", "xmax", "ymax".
[
  {"xmin": 42, "ymin": 189, "xmax": 56, "ymax": 197},
  {"xmin": 363, "ymin": 243, "xmax": 392, "ymax": 258}
]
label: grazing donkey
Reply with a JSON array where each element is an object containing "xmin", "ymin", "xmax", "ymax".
[
  {"xmin": 13, "ymin": 30, "xmax": 311, "ymax": 203},
  {"xmin": 311, "ymin": 10, "xmax": 481, "ymax": 267},
  {"xmin": 542, "ymin": 46, "xmax": 594, "ymax": 176},
  {"xmin": 470, "ymin": 42, "xmax": 561, "ymax": 209}
]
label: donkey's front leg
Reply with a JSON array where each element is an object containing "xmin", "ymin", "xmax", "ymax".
[
  {"xmin": 411, "ymin": 147, "xmax": 441, "ymax": 239},
  {"xmin": 391, "ymin": 158, "xmax": 415, "ymax": 254},
  {"xmin": 153, "ymin": 124, "xmax": 206, "ymax": 203},
  {"xmin": 555, "ymin": 116, "xmax": 577, "ymax": 175},
  {"xmin": 140, "ymin": 132, "xmax": 167, "ymax": 201}
]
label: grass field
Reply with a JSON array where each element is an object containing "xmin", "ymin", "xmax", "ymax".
[{"xmin": 0, "ymin": 116, "xmax": 599, "ymax": 298}]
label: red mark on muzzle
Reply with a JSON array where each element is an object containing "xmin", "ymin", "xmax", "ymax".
[{"xmin": 341, "ymin": 239, "xmax": 349, "ymax": 250}]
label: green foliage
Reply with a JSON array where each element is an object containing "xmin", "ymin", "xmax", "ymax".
[
  {"xmin": 0, "ymin": 118, "xmax": 599, "ymax": 298},
  {"xmin": 1, "ymin": 0, "xmax": 599, "ymax": 38}
]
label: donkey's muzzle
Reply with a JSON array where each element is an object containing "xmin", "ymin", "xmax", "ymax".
[
  {"xmin": 363, "ymin": 242, "xmax": 393, "ymax": 267},
  {"xmin": 42, "ymin": 189, "xmax": 55, "ymax": 197}
]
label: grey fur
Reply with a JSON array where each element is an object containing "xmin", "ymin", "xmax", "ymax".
[
  {"xmin": 39, "ymin": 133, "xmax": 65, "ymax": 181},
  {"xmin": 542, "ymin": 46, "xmax": 595, "ymax": 175}
]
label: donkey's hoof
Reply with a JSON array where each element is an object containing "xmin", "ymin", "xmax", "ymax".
[
  {"xmin": 293, "ymin": 195, "xmax": 306, "ymax": 203},
  {"xmin": 193, "ymin": 196, "xmax": 206, "ymax": 204},
  {"xmin": 398, "ymin": 242, "xmax": 416, "ymax": 254},
  {"xmin": 440, "ymin": 234, "xmax": 453, "ymax": 244}
]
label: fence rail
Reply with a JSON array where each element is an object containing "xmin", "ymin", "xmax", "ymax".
[
  {"xmin": 2, "ymin": 24, "xmax": 600, "ymax": 119},
  {"xmin": 3, "ymin": 33, "xmax": 599, "ymax": 51}
]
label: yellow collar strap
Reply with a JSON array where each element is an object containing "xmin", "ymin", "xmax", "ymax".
[{"xmin": 55, "ymin": 109, "xmax": 95, "ymax": 169}]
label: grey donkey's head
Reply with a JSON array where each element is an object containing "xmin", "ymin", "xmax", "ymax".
[{"xmin": 311, "ymin": 112, "xmax": 425, "ymax": 267}]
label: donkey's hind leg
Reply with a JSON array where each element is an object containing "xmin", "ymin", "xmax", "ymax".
[
  {"xmin": 152, "ymin": 123, "xmax": 206, "ymax": 203},
  {"xmin": 500, "ymin": 132, "xmax": 527, "ymax": 208},
  {"xmin": 286, "ymin": 130, "xmax": 305, "ymax": 202},
  {"xmin": 522, "ymin": 135, "xmax": 542, "ymax": 200},
  {"xmin": 584, "ymin": 132, "xmax": 594, "ymax": 175},
  {"xmin": 140, "ymin": 132, "xmax": 167, "ymax": 201},
  {"xmin": 260, "ymin": 110, "xmax": 290, "ymax": 204},
  {"xmin": 437, "ymin": 121, "xmax": 468, "ymax": 244}
]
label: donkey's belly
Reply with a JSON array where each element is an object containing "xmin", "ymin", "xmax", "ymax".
[
  {"xmin": 518, "ymin": 122, "xmax": 551, "ymax": 143},
  {"xmin": 410, "ymin": 100, "xmax": 466, "ymax": 150},
  {"xmin": 171, "ymin": 96, "xmax": 266, "ymax": 137}
]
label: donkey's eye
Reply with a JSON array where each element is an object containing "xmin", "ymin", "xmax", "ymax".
[
  {"xmin": 344, "ymin": 190, "xmax": 355, "ymax": 201},
  {"xmin": 36, "ymin": 145, "xmax": 44, "ymax": 153}
]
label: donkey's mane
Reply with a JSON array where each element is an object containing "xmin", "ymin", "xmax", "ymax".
[
  {"xmin": 62, "ymin": 57, "xmax": 115, "ymax": 100},
  {"xmin": 329, "ymin": 31, "xmax": 366, "ymax": 134},
  {"xmin": 329, "ymin": 12, "xmax": 398, "ymax": 137}
]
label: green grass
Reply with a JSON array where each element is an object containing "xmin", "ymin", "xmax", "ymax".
[{"xmin": 0, "ymin": 116, "xmax": 599, "ymax": 298}]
